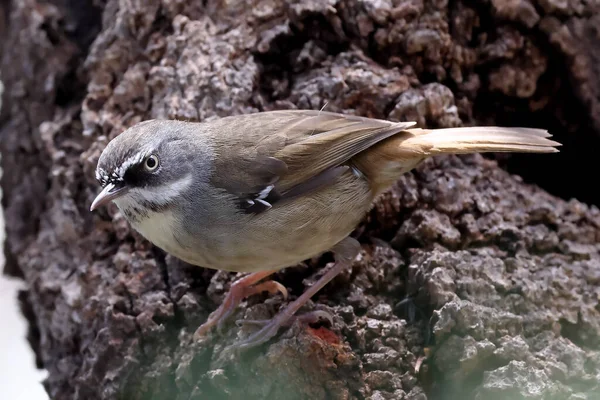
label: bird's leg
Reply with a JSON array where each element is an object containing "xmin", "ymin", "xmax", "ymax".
[
  {"xmin": 225, "ymin": 236, "xmax": 361, "ymax": 352},
  {"xmin": 194, "ymin": 269, "xmax": 286, "ymax": 338},
  {"xmin": 238, "ymin": 309, "xmax": 334, "ymax": 328}
]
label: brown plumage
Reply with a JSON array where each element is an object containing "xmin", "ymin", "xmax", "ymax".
[
  {"xmin": 91, "ymin": 109, "xmax": 561, "ymax": 351},
  {"xmin": 205, "ymin": 110, "xmax": 558, "ymax": 203}
]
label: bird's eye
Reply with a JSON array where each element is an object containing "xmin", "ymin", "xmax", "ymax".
[{"xmin": 144, "ymin": 155, "xmax": 159, "ymax": 171}]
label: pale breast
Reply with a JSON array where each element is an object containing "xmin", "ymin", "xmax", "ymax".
[
  {"xmin": 132, "ymin": 209, "xmax": 184, "ymax": 256},
  {"xmin": 114, "ymin": 196, "xmax": 188, "ymax": 258},
  {"xmin": 175, "ymin": 171, "xmax": 375, "ymax": 272}
]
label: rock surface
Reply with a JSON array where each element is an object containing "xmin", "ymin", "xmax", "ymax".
[{"xmin": 1, "ymin": 0, "xmax": 600, "ymax": 399}]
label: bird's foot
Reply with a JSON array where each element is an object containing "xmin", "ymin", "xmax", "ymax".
[
  {"xmin": 222, "ymin": 237, "xmax": 360, "ymax": 354},
  {"xmin": 194, "ymin": 271, "xmax": 286, "ymax": 339},
  {"xmin": 224, "ymin": 309, "xmax": 333, "ymax": 356},
  {"xmin": 237, "ymin": 309, "xmax": 334, "ymax": 329}
]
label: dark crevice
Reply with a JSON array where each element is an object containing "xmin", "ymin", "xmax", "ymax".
[
  {"xmin": 274, "ymin": 262, "xmax": 314, "ymax": 298},
  {"xmin": 560, "ymin": 316, "xmax": 599, "ymax": 349},
  {"xmin": 40, "ymin": 21, "xmax": 62, "ymax": 46},
  {"xmin": 359, "ymin": 206, "xmax": 416, "ymax": 244},
  {"xmin": 2, "ymin": 246, "xmax": 22, "ymax": 278},
  {"xmin": 54, "ymin": 65, "xmax": 87, "ymax": 107},
  {"xmin": 478, "ymin": 85, "xmax": 595, "ymax": 206},
  {"xmin": 151, "ymin": 246, "xmax": 186, "ymax": 331},
  {"xmin": 349, "ymin": 0, "xmax": 596, "ymax": 210},
  {"xmin": 18, "ymin": 290, "xmax": 44, "ymax": 369},
  {"xmin": 2, "ymin": 0, "xmax": 103, "ymax": 280},
  {"xmin": 253, "ymin": 13, "xmax": 350, "ymax": 103},
  {"xmin": 149, "ymin": 6, "xmax": 174, "ymax": 39},
  {"xmin": 60, "ymin": 0, "xmax": 103, "ymax": 51},
  {"xmin": 123, "ymin": 289, "xmax": 147, "ymax": 359},
  {"xmin": 468, "ymin": 15, "xmax": 596, "ymax": 207},
  {"xmin": 152, "ymin": 247, "xmax": 174, "ymax": 301}
]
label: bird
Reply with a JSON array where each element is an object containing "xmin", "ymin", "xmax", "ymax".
[{"xmin": 90, "ymin": 109, "xmax": 560, "ymax": 351}]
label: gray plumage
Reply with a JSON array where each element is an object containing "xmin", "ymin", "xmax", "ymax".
[
  {"xmin": 93, "ymin": 110, "xmax": 560, "ymax": 272},
  {"xmin": 91, "ymin": 109, "xmax": 560, "ymax": 348}
]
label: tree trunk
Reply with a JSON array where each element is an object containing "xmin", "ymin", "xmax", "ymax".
[{"xmin": 2, "ymin": 0, "xmax": 600, "ymax": 399}]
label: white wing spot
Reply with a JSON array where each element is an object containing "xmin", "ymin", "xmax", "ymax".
[
  {"xmin": 351, "ymin": 166, "xmax": 363, "ymax": 178},
  {"xmin": 257, "ymin": 184, "xmax": 274, "ymax": 200}
]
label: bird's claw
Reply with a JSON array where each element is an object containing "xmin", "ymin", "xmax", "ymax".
[
  {"xmin": 225, "ymin": 309, "xmax": 335, "ymax": 354},
  {"xmin": 194, "ymin": 278, "xmax": 287, "ymax": 339},
  {"xmin": 236, "ymin": 309, "xmax": 333, "ymax": 328},
  {"xmin": 226, "ymin": 313, "xmax": 288, "ymax": 354}
]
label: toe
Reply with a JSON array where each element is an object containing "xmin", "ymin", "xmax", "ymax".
[
  {"xmin": 296, "ymin": 309, "xmax": 334, "ymax": 326},
  {"xmin": 243, "ymin": 280, "xmax": 288, "ymax": 300},
  {"xmin": 229, "ymin": 320, "xmax": 283, "ymax": 352}
]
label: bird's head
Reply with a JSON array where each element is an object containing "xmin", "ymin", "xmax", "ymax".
[{"xmin": 90, "ymin": 120, "xmax": 198, "ymax": 215}]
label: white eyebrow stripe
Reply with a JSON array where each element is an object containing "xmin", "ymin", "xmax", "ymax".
[
  {"xmin": 96, "ymin": 167, "xmax": 110, "ymax": 185},
  {"xmin": 115, "ymin": 152, "xmax": 146, "ymax": 180}
]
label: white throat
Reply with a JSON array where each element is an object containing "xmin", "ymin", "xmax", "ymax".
[{"xmin": 112, "ymin": 173, "xmax": 194, "ymax": 255}]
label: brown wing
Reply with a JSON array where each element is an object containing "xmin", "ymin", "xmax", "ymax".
[{"xmin": 207, "ymin": 110, "xmax": 416, "ymax": 214}]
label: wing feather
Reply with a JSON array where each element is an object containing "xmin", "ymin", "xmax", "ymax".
[{"xmin": 207, "ymin": 110, "xmax": 416, "ymax": 213}]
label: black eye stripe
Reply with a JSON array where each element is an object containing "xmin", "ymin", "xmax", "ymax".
[
  {"xmin": 100, "ymin": 153, "xmax": 161, "ymax": 188},
  {"xmin": 123, "ymin": 164, "xmax": 144, "ymax": 184}
]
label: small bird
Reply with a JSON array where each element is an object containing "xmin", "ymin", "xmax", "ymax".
[{"xmin": 90, "ymin": 110, "xmax": 560, "ymax": 351}]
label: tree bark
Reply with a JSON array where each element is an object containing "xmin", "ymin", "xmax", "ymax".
[{"xmin": 2, "ymin": 0, "xmax": 600, "ymax": 399}]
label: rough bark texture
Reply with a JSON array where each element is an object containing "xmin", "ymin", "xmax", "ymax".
[{"xmin": 2, "ymin": 0, "xmax": 600, "ymax": 399}]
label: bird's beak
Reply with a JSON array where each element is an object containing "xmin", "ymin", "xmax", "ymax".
[{"xmin": 90, "ymin": 183, "xmax": 129, "ymax": 211}]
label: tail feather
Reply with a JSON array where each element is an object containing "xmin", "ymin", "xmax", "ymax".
[
  {"xmin": 353, "ymin": 124, "xmax": 561, "ymax": 195},
  {"xmin": 401, "ymin": 126, "xmax": 561, "ymax": 154}
]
